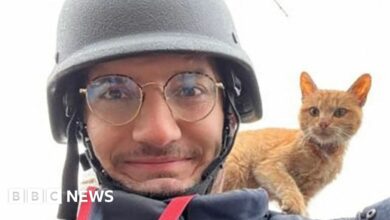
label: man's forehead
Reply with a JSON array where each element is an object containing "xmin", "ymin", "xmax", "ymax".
[{"xmin": 87, "ymin": 52, "xmax": 218, "ymax": 80}]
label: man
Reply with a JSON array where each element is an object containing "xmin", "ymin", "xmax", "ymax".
[{"xmin": 47, "ymin": 0, "xmax": 389, "ymax": 219}]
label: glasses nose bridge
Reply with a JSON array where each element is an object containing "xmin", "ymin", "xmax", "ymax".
[
  {"xmin": 140, "ymin": 81, "xmax": 166, "ymax": 98},
  {"xmin": 141, "ymin": 81, "xmax": 164, "ymax": 90}
]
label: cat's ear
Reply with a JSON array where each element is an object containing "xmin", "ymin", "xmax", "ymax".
[
  {"xmin": 347, "ymin": 73, "xmax": 371, "ymax": 107},
  {"xmin": 300, "ymin": 71, "xmax": 318, "ymax": 99}
]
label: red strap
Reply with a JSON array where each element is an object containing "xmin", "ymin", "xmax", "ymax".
[
  {"xmin": 77, "ymin": 186, "xmax": 97, "ymax": 220},
  {"xmin": 158, "ymin": 195, "xmax": 195, "ymax": 220}
]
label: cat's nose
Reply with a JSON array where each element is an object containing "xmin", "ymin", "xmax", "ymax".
[{"xmin": 319, "ymin": 121, "xmax": 330, "ymax": 129}]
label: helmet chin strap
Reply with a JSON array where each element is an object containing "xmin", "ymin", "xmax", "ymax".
[
  {"xmin": 57, "ymin": 111, "xmax": 79, "ymax": 220},
  {"xmin": 190, "ymin": 91, "xmax": 240, "ymax": 195}
]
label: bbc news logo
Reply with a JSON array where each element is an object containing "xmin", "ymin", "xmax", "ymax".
[{"xmin": 8, "ymin": 188, "xmax": 114, "ymax": 204}]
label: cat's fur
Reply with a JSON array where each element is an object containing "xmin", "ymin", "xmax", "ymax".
[{"xmin": 223, "ymin": 72, "xmax": 371, "ymax": 215}]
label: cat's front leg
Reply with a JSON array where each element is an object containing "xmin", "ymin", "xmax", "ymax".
[
  {"xmin": 280, "ymin": 193, "xmax": 307, "ymax": 216},
  {"xmin": 252, "ymin": 162, "xmax": 307, "ymax": 215}
]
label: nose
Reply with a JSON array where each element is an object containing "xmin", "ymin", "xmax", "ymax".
[
  {"xmin": 132, "ymin": 89, "xmax": 182, "ymax": 147},
  {"xmin": 319, "ymin": 120, "xmax": 330, "ymax": 129}
]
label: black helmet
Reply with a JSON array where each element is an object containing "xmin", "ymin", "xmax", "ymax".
[
  {"xmin": 48, "ymin": 0, "xmax": 262, "ymax": 143},
  {"xmin": 48, "ymin": 0, "xmax": 262, "ymax": 219}
]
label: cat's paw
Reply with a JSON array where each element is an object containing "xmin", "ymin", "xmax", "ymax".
[{"xmin": 280, "ymin": 196, "xmax": 307, "ymax": 215}]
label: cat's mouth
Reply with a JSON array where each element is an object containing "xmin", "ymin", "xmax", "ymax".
[
  {"xmin": 308, "ymin": 127, "xmax": 345, "ymax": 147},
  {"xmin": 312, "ymin": 128, "xmax": 334, "ymax": 138}
]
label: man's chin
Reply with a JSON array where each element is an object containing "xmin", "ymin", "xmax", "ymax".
[{"xmin": 123, "ymin": 178, "xmax": 195, "ymax": 199}]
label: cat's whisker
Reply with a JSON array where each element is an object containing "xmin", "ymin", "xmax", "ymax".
[
  {"xmin": 336, "ymin": 127, "xmax": 353, "ymax": 141},
  {"xmin": 301, "ymin": 131, "xmax": 313, "ymax": 144}
]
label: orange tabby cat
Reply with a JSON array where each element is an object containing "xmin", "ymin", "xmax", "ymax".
[{"xmin": 223, "ymin": 72, "xmax": 371, "ymax": 215}]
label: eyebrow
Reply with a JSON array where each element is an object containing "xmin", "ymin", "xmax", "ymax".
[{"xmin": 176, "ymin": 67, "xmax": 207, "ymax": 73}]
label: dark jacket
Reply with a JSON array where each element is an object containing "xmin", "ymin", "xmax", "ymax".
[{"xmin": 78, "ymin": 187, "xmax": 389, "ymax": 220}]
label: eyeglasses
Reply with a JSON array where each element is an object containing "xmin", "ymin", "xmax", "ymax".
[{"xmin": 79, "ymin": 72, "xmax": 224, "ymax": 125}]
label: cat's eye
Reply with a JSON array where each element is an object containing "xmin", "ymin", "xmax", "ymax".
[
  {"xmin": 334, "ymin": 108, "xmax": 348, "ymax": 118},
  {"xmin": 309, "ymin": 107, "xmax": 320, "ymax": 117}
]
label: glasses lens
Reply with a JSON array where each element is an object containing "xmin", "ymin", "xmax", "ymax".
[
  {"xmin": 165, "ymin": 72, "xmax": 218, "ymax": 122},
  {"xmin": 86, "ymin": 75, "xmax": 142, "ymax": 125}
]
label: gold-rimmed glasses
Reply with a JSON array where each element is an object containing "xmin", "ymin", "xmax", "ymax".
[{"xmin": 79, "ymin": 72, "xmax": 224, "ymax": 125}]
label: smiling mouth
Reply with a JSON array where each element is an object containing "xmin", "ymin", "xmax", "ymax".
[
  {"xmin": 126, "ymin": 157, "xmax": 192, "ymax": 163},
  {"xmin": 123, "ymin": 157, "xmax": 193, "ymax": 170}
]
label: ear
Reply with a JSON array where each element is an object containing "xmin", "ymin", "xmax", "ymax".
[
  {"xmin": 347, "ymin": 73, "xmax": 371, "ymax": 107},
  {"xmin": 300, "ymin": 71, "xmax": 318, "ymax": 100}
]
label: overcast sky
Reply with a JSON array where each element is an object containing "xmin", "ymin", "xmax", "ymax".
[{"xmin": 1, "ymin": 0, "xmax": 389, "ymax": 219}]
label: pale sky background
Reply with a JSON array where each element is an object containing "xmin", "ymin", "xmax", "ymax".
[{"xmin": 0, "ymin": 0, "xmax": 389, "ymax": 219}]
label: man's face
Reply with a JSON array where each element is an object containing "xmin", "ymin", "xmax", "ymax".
[{"xmin": 85, "ymin": 53, "xmax": 224, "ymax": 197}]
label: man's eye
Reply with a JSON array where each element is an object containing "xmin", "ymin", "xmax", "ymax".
[
  {"xmin": 172, "ymin": 86, "xmax": 206, "ymax": 98},
  {"xmin": 101, "ymin": 88, "xmax": 128, "ymax": 100},
  {"xmin": 179, "ymin": 87, "xmax": 202, "ymax": 97}
]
